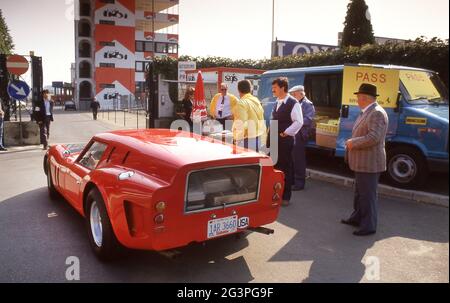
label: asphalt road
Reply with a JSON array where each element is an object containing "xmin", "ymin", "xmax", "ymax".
[{"xmin": 0, "ymin": 111, "xmax": 448, "ymax": 283}]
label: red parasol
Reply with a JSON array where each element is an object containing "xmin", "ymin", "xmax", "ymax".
[{"xmin": 191, "ymin": 71, "xmax": 208, "ymax": 122}]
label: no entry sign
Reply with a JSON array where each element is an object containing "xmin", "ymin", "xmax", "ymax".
[{"xmin": 7, "ymin": 55, "xmax": 29, "ymax": 76}]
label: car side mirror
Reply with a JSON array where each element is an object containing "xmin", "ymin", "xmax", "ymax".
[{"xmin": 341, "ymin": 105, "xmax": 350, "ymax": 119}]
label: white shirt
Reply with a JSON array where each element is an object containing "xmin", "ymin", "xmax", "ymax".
[
  {"xmin": 44, "ymin": 99, "xmax": 51, "ymax": 116},
  {"xmin": 361, "ymin": 102, "xmax": 377, "ymax": 113},
  {"xmin": 276, "ymin": 94, "xmax": 304, "ymax": 137},
  {"xmin": 216, "ymin": 95, "xmax": 232, "ymax": 118}
]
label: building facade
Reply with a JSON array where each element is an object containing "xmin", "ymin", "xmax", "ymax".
[{"xmin": 74, "ymin": 0, "xmax": 179, "ymax": 110}]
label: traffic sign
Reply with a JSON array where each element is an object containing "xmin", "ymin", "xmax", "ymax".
[
  {"xmin": 7, "ymin": 81, "xmax": 30, "ymax": 100},
  {"xmin": 7, "ymin": 55, "xmax": 29, "ymax": 76}
]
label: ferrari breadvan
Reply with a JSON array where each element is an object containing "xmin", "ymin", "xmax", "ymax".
[{"xmin": 44, "ymin": 129, "xmax": 284, "ymax": 261}]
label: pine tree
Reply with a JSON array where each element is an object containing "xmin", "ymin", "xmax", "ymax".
[
  {"xmin": 0, "ymin": 9, "xmax": 14, "ymax": 54},
  {"xmin": 341, "ymin": 0, "xmax": 375, "ymax": 47}
]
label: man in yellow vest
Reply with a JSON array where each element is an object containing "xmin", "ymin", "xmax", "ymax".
[
  {"xmin": 209, "ymin": 83, "xmax": 238, "ymax": 128},
  {"xmin": 232, "ymin": 80, "xmax": 266, "ymax": 152}
]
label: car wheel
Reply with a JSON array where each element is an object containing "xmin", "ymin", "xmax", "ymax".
[
  {"xmin": 46, "ymin": 159, "xmax": 59, "ymax": 200},
  {"xmin": 86, "ymin": 189, "xmax": 123, "ymax": 261},
  {"xmin": 385, "ymin": 146, "xmax": 428, "ymax": 189}
]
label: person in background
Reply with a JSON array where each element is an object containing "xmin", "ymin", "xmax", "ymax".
[
  {"xmin": 33, "ymin": 90, "xmax": 53, "ymax": 150},
  {"xmin": 209, "ymin": 83, "xmax": 238, "ymax": 128},
  {"xmin": 181, "ymin": 87, "xmax": 195, "ymax": 131},
  {"xmin": 232, "ymin": 80, "xmax": 266, "ymax": 152},
  {"xmin": 0, "ymin": 100, "xmax": 7, "ymax": 151},
  {"xmin": 289, "ymin": 85, "xmax": 316, "ymax": 191},
  {"xmin": 342, "ymin": 83, "xmax": 389, "ymax": 237},
  {"xmin": 90, "ymin": 98, "xmax": 101, "ymax": 120},
  {"xmin": 270, "ymin": 78, "xmax": 304, "ymax": 207}
]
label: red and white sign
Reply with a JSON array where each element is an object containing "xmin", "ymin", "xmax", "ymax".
[{"xmin": 6, "ymin": 55, "xmax": 29, "ymax": 76}]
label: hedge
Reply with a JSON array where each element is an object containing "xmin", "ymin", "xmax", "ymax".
[{"xmin": 154, "ymin": 37, "xmax": 449, "ymax": 89}]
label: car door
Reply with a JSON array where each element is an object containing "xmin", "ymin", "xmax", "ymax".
[{"xmin": 64, "ymin": 141, "xmax": 108, "ymax": 212}]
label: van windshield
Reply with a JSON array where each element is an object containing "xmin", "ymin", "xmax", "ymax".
[{"xmin": 400, "ymin": 70, "xmax": 448, "ymax": 105}]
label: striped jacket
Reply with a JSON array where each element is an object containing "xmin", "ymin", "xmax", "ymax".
[{"xmin": 348, "ymin": 103, "xmax": 389, "ymax": 173}]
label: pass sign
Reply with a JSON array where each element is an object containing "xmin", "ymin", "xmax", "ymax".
[
  {"xmin": 7, "ymin": 81, "xmax": 30, "ymax": 100},
  {"xmin": 6, "ymin": 55, "xmax": 29, "ymax": 76},
  {"xmin": 343, "ymin": 66, "xmax": 400, "ymax": 108}
]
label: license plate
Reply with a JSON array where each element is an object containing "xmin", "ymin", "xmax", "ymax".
[{"xmin": 207, "ymin": 215, "xmax": 238, "ymax": 239}]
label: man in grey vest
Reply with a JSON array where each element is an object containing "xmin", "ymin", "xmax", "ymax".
[{"xmin": 342, "ymin": 83, "xmax": 389, "ymax": 236}]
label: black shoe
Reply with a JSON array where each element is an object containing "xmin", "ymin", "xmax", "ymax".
[
  {"xmin": 341, "ymin": 219, "xmax": 359, "ymax": 227},
  {"xmin": 0, "ymin": 147, "xmax": 7, "ymax": 152},
  {"xmin": 292, "ymin": 185, "xmax": 305, "ymax": 191},
  {"xmin": 353, "ymin": 230, "xmax": 376, "ymax": 237}
]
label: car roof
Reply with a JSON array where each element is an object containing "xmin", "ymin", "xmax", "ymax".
[{"xmin": 94, "ymin": 129, "xmax": 266, "ymax": 168}]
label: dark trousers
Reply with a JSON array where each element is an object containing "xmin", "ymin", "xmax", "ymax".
[
  {"xmin": 93, "ymin": 110, "xmax": 98, "ymax": 120},
  {"xmin": 275, "ymin": 137, "xmax": 294, "ymax": 201},
  {"xmin": 39, "ymin": 117, "xmax": 51, "ymax": 147},
  {"xmin": 292, "ymin": 133, "xmax": 307, "ymax": 188},
  {"xmin": 45, "ymin": 116, "xmax": 51, "ymax": 138},
  {"xmin": 348, "ymin": 172, "xmax": 380, "ymax": 232}
]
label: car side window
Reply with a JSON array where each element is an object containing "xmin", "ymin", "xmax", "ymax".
[{"xmin": 78, "ymin": 142, "xmax": 108, "ymax": 170}]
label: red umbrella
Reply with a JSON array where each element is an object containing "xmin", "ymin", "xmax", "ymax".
[{"xmin": 191, "ymin": 71, "xmax": 208, "ymax": 122}]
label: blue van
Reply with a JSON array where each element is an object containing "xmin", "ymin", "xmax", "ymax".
[{"xmin": 258, "ymin": 64, "xmax": 449, "ymax": 188}]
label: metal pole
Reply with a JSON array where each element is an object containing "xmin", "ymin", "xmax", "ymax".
[
  {"xmin": 272, "ymin": 0, "xmax": 275, "ymax": 42},
  {"xmin": 137, "ymin": 109, "xmax": 139, "ymax": 129},
  {"xmin": 124, "ymin": 109, "xmax": 126, "ymax": 127}
]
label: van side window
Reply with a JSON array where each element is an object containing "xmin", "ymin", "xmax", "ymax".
[{"xmin": 304, "ymin": 74, "xmax": 343, "ymax": 109}]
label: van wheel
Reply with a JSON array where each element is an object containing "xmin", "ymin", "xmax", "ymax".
[
  {"xmin": 386, "ymin": 146, "xmax": 428, "ymax": 189},
  {"xmin": 86, "ymin": 188, "xmax": 122, "ymax": 261},
  {"xmin": 46, "ymin": 160, "xmax": 59, "ymax": 200}
]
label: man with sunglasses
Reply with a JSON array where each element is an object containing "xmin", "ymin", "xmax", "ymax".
[{"xmin": 209, "ymin": 83, "xmax": 238, "ymax": 128}]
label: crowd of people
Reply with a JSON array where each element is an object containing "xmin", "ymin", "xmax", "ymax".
[
  {"xmin": 180, "ymin": 78, "xmax": 317, "ymax": 207},
  {"xmin": 180, "ymin": 78, "xmax": 388, "ymax": 236}
]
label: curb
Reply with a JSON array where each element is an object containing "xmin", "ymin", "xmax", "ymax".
[
  {"xmin": 0, "ymin": 145, "xmax": 43, "ymax": 155},
  {"xmin": 306, "ymin": 169, "xmax": 449, "ymax": 208}
]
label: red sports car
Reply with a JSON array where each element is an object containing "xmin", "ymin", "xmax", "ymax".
[{"xmin": 44, "ymin": 129, "xmax": 284, "ymax": 261}]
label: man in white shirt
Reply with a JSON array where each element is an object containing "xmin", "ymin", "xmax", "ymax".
[{"xmin": 271, "ymin": 77, "xmax": 304, "ymax": 206}]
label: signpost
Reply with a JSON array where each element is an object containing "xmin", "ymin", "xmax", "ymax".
[
  {"xmin": 7, "ymin": 80, "xmax": 31, "ymax": 145},
  {"xmin": 6, "ymin": 55, "xmax": 29, "ymax": 76}
]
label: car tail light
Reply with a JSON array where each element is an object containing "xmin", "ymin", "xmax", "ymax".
[
  {"xmin": 273, "ymin": 193, "xmax": 281, "ymax": 201},
  {"xmin": 154, "ymin": 214, "xmax": 164, "ymax": 224}
]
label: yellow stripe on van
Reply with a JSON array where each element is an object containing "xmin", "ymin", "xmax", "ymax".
[{"xmin": 406, "ymin": 117, "xmax": 428, "ymax": 126}]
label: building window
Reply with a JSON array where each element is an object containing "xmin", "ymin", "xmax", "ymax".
[
  {"xmin": 136, "ymin": 41, "xmax": 144, "ymax": 52},
  {"xmin": 100, "ymin": 83, "xmax": 116, "ymax": 89},
  {"xmin": 156, "ymin": 43, "xmax": 167, "ymax": 53},
  {"xmin": 168, "ymin": 44, "xmax": 178, "ymax": 54},
  {"xmin": 135, "ymin": 61, "xmax": 149, "ymax": 72},
  {"xmin": 100, "ymin": 41, "xmax": 115, "ymax": 47},
  {"xmin": 99, "ymin": 63, "xmax": 115, "ymax": 68},
  {"xmin": 78, "ymin": 21, "xmax": 91, "ymax": 37},
  {"xmin": 144, "ymin": 41, "xmax": 154, "ymax": 52}
]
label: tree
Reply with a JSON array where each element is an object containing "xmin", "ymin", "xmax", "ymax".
[
  {"xmin": 341, "ymin": 0, "xmax": 375, "ymax": 47},
  {"xmin": 0, "ymin": 9, "xmax": 14, "ymax": 54}
]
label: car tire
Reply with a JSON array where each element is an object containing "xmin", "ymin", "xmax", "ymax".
[
  {"xmin": 46, "ymin": 159, "xmax": 59, "ymax": 200},
  {"xmin": 86, "ymin": 188, "xmax": 123, "ymax": 261},
  {"xmin": 385, "ymin": 146, "xmax": 428, "ymax": 189}
]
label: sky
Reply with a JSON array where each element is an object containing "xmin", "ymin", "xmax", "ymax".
[{"xmin": 1, "ymin": 0, "xmax": 449, "ymax": 86}]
